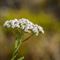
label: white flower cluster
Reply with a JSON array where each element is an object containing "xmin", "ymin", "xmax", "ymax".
[{"xmin": 4, "ymin": 18, "xmax": 44, "ymax": 36}]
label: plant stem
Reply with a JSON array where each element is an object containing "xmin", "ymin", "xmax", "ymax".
[
  {"xmin": 11, "ymin": 39, "xmax": 22, "ymax": 60},
  {"xmin": 22, "ymin": 34, "xmax": 34, "ymax": 42},
  {"xmin": 11, "ymin": 32, "xmax": 34, "ymax": 60}
]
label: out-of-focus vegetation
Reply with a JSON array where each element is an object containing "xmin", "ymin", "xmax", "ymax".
[{"xmin": 0, "ymin": 0, "xmax": 60, "ymax": 60}]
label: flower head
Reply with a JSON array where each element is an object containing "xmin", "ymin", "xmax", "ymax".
[{"xmin": 4, "ymin": 18, "xmax": 44, "ymax": 36}]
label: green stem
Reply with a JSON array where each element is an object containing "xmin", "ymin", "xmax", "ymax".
[
  {"xmin": 22, "ymin": 34, "xmax": 34, "ymax": 42},
  {"xmin": 11, "ymin": 53, "xmax": 18, "ymax": 60},
  {"xmin": 11, "ymin": 30, "xmax": 34, "ymax": 60},
  {"xmin": 11, "ymin": 40, "xmax": 22, "ymax": 60}
]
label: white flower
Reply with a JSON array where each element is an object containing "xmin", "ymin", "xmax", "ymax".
[
  {"xmin": 35, "ymin": 24, "xmax": 44, "ymax": 34},
  {"xmin": 19, "ymin": 18, "xmax": 29, "ymax": 24},
  {"xmin": 4, "ymin": 20, "xmax": 11, "ymax": 28},
  {"xmin": 19, "ymin": 18, "xmax": 34, "ymax": 32},
  {"xmin": 4, "ymin": 18, "xmax": 44, "ymax": 36},
  {"xmin": 11, "ymin": 19, "xmax": 20, "ymax": 28},
  {"xmin": 19, "ymin": 18, "xmax": 29, "ymax": 29},
  {"xmin": 25, "ymin": 23, "xmax": 34, "ymax": 29},
  {"xmin": 32, "ymin": 25, "xmax": 39, "ymax": 36},
  {"xmin": 19, "ymin": 18, "xmax": 34, "ymax": 26}
]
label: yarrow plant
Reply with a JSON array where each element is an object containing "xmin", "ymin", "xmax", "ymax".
[
  {"xmin": 4, "ymin": 18, "xmax": 44, "ymax": 60},
  {"xmin": 4, "ymin": 18, "xmax": 44, "ymax": 36}
]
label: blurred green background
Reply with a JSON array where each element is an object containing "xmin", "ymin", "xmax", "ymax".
[{"xmin": 0, "ymin": 0, "xmax": 60, "ymax": 60}]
